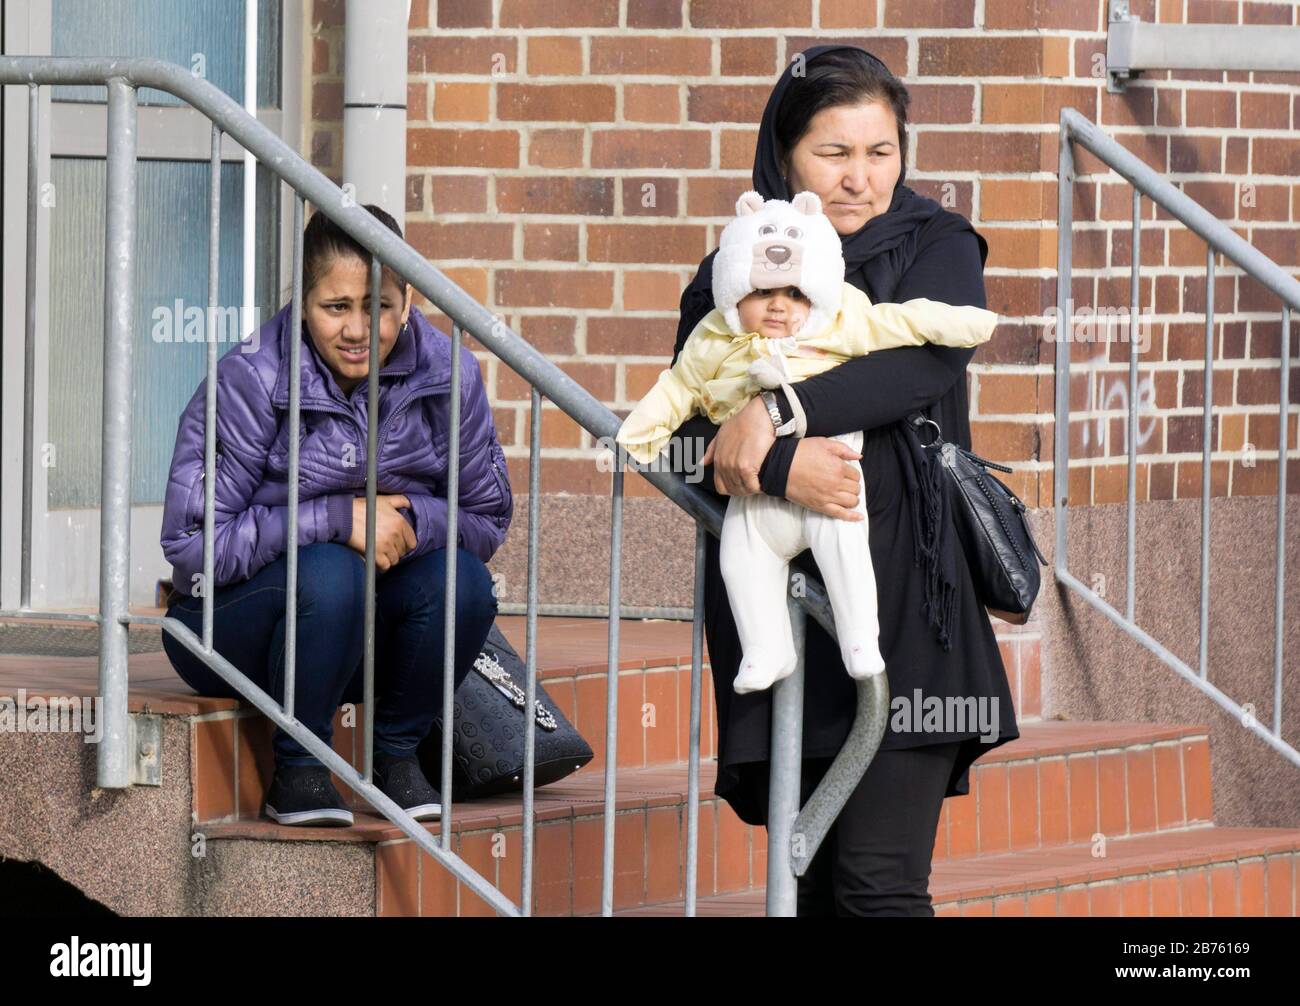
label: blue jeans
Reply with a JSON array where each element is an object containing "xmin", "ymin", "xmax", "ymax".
[{"xmin": 162, "ymin": 542, "xmax": 498, "ymax": 768}]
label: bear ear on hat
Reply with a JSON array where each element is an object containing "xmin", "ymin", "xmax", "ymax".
[
  {"xmin": 735, "ymin": 190, "xmax": 766, "ymax": 216},
  {"xmin": 791, "ymin": 191, "xmax": 823, "ymax": 216}
]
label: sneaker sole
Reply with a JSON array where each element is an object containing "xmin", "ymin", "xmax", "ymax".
[
  {"xmin": 404, "ymin": 802, "xmax": 442, "ymax": 821},
  {"xmin": 265, "ymin": 804, "xmax": 355, "ymax": 827}
]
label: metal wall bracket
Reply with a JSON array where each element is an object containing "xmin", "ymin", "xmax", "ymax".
[
  {"xmin": 129, "ymin": 713, "xmax": 162, "ymax": 786},
  {"xmin": 1108, "ymin": 0, "xmax": 1300, "ymax": 93}
]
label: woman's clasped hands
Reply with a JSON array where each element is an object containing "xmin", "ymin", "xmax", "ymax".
[{"xmin": 347, "ymin": 494, "xmax": 417, "ymax": 571}]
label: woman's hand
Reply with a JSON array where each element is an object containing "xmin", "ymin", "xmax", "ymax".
[
  {"xmin": 347, "ymin": 494, "xmax": 417, "ymax": 570},
  {"xmin": 700, "ymin": 395, "xmax": 776, "ymax": 496},
  {"xmin": 783, "ymin": 438, "xmax": 865, "ymax": 522}
]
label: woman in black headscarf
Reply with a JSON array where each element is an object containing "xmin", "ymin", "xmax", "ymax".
[{"xmin": 671, "ymin": 45, "xmax": 1020, "ymax": 916}]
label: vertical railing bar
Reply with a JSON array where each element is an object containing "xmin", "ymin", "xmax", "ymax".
[
  {"xmin": 1274, "ymin": 304, "xmax": 1290, "ymax": 738},
  {"xmin": 284, "ymin": 193, "xmax": 304, "ymax": 716},
  {"xmin": 765, "ymin": 587, "xmax": 805, "ymax": 916},
  {"xmin": 20, "ymin": 84, "xmax": 38, "ymax": 610},
  {"xmin": 521, "ymin": 385, "xmax": 542, "ymax": 915},
  {"xmin": 97, "ymin": 78, "xmax": 138, "ymax": 789},
  {"xmin": 363, "ymin": 256, "xmax": 380, "ymax": 782},
  {"xmin": 601, "ymin": 455, "xmax": 624, "ymax": 916},
  {"xmin": 1055, "ymin": 111, "xmax": 1076, "ymax": 578},
  {"xmin": 201, "ymin": 125, "xmax": 221, "ymax": 652},
  {"xmin": 441, "ymin": 320, "xmax": 462, "ymax": 851},
  {"xmin": 1199, "ymin": 247, "xmax": 1214, "ymax": 680},
  {"xmin": 685, "ymin": 522, "xmax": 706, "ymax": 917},
  {"xmin": 1127, "ymin": 188, "xmax": 1140, "ymax": 623}
]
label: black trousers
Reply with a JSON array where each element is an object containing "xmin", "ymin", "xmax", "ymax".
[{"xmin": 750, "ymin": 739, "xmax": 963, "ymax": 917}]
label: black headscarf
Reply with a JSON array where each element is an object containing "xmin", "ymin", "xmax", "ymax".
[{"xmin": 678, "ymin": 44, "xmax": 990, "ymax": 650}]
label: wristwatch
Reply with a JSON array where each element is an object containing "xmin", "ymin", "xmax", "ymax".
[{"xmin": 759, "ymin": 390, "xmax": 785, "ymax": 434}]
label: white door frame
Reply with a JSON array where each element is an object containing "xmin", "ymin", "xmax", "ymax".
[{"xmin": 1, "ymin": 0, "xmax": 303, "ymax": 610}]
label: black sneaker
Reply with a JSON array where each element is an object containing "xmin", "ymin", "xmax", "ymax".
[
  {"xmin": 264, "ymin": 763, "xmax": 355, "ymax": 827},
  {"xmin": 373, "ymin": 750, "xmax": 442, "ymax": 821}
]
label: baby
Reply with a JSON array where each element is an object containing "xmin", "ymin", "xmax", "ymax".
[{"xmin": 617, "ymin": 190, "xmax": 998, "ymax": 693}]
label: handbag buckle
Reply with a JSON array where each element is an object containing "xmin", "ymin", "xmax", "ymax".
[{"xmin": 912, "ymin": 417, "xmax": 942, "ymax": 448}]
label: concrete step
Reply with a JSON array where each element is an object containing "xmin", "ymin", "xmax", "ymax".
[
  {"xmin": 198, "ymin": 760, "xmax": 766, "ymax": 916},
  {"xmin": 934, "ymin": 720, "xmax": 1214, "ymax": 862},
  {"xmin": 619, "ymin": 828, "xmax": 1300, "ymax": 917}
]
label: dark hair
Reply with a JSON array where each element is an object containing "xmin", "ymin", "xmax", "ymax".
[
  {"xmin": 301, "ymin": 202, "xmax": 409, "ymax": 299},
  {"xmin": 774, "ymin": 49, "xmax": 911, "ymax": 180}
]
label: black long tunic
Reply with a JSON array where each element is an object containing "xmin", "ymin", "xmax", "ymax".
[{"xmin": 671, "ymin": 218, "xmax": 1020, "ymax": 828}]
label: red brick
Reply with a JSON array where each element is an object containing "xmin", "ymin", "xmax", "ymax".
[
  {"xmin": 436, "ymin": 0, "xmax": 492, "ymax": 28},
  {"xmin": 496, "ymin": 177, "xmax": 614, "ymax": 215},
  {"xmin": 495, "ymin": 269, "xmax": 614, "ymax": 309},
  {"xmin": 687, "ymin": 85, "xmax": 772, "ymax": 123},
  {"xmin": 526, "ymin": 36, "xmax": 585, "ymax": 76},
  {"xmin": 691, "ymin": 0, "xmax": 812, "ymax": 27},
  {"xmin": 720, "ymin": 37, "xmax": 778, "ymax": 76},
  {"xmin": 623, "ymin": 271, "xmax": 687, "ymax": 311},
  {"xmin": 429, "ymin": 175, "xmax": 487, "ymax": 213},
  {"xmin": 624, "ymin": 85, "xmax": 682, "ymax": 124},
  {"xmin": 627, "ymin": 0, "xmax": 681, "ymax": 26},
  {"xmin": 433, "ymin": 82, "xmax": 489, "ymax": 122},
  {"xmin": 983, "ymin": 83, "xmax": 1096, "ymax": 124},
  {"xmin": 910, "ymin": 83, "xmax": 975, "ymax": 123},
  {"xmin": 883, "ymin": 0, "xmax": 974, "ymax": 27},
  {"xmin": 523, "ymin": 223, "xmax": 579, "ymax": 261},
  {"xmin": 1241, "ymin": 91, "xmax": 1290, "ymax": 130},
  {"xmin": 1169, "ymin": 134, "xmax": 1221, "ymax": 173},
  {"xmin": 592, "ymin": 129, "xmax": 711, "ymax": 168},
  {"xmin": 920, "ymin": 36, "xmax": 1058, "ymax": 76},
  {"xmin": 820, "ymin": 0, "xmax": 878, "ymax": 27},
  {"xmin": 408, "ymin": 128, "xmax": 519, "ymax": 168},
  {"xmin": 528, "ymin": 129, "xmax": 584, "ymax": 169},
  {"xmin": 591, "ymin": 35, "xmax": 713, "ymax": 76},
  {"xmin": 409, "ymin": 35, "xmax": 517, "ymax": 75},
  {"xmin": 1255, "ymin": 137, "xmax": 1300, "ymax": 176},
  {"xmin": 621, "ymin": 177, "xmax": 681, "ymax": 216},
  {"xmin": 593, "ymin": 315, "xmax": 677, "ymax": 358},
  {"xmin": 499, "ymin": 0, "xmax": 620, "ymax": 27},
  {"xmin": 985, "ymin": 0, "xmax": 1100, "ymax": 29},
  {"xmin": 916, "ymin": 131, "xmax": 1043, "ymax": 173},
  {"xmin": 587, "ymin": 224, "xmax": 709, "ymax": 265},
  {"xmin": 1185, "ymin": 89, "xmax": 1237, "ymax": 128},
  {"xmin": 498, "ymin": 84, "xmax": 616, "ymax": 122},
  {"xmin": 407, "ymin": 221, "xmax": 514, "ymax": 261}
]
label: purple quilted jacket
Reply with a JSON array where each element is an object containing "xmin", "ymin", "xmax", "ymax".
[{"xmin": 160, "ymin": 302, "xmax": 513, "ymax": 596}]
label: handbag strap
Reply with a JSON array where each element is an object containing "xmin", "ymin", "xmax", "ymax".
[{"xmin": 906, "ymin": 410, "xmax": 1014, "ymax": 474}]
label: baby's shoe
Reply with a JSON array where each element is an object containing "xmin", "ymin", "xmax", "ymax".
[
  {"xmin": 843, "ymin": 640, "xmax": 887, "ymax": 679},
  {"xmin": 733, "ymin": 650, "xmax": 796, "ymax": 694}
]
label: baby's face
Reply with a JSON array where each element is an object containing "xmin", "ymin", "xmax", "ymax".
[{"xmin": 737, "ymin": 285, "xmax": 812, "ymax": 338}]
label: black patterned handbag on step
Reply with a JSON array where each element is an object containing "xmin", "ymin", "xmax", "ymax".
[
  {"xmin": 907, "ymin": 410, "xmax": 1048, "ymax": 624},
  {"xmin": 416, "ymin": 621, "xmax": 593, "ymax": 799}
]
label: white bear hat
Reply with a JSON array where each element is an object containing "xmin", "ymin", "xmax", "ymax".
[{"xmin": 713, "ymin": 189, "xmax": 845, "ymax": 340}]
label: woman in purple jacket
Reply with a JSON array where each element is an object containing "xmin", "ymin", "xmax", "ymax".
[{"xmin": 160, "ymin": 204, "xmax": 513, "ymax": 828}]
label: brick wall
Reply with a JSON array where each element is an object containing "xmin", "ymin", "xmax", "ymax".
[{"xmin": 306, "ymin": 0, "xmax": 1300, "ymax": 514}]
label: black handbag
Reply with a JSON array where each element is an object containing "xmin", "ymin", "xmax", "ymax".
[
  {"xmin": 907, "ymin": 411, "xmax": 1047, "ymax": 623},
  {"xmin": 416, "ymin": 621, "xmax": 593, "ymax": 799}
]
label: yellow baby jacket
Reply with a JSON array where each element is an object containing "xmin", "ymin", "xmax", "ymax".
[{"xmin": 615, "ymin": 282, "xmax": 997, "ymax": 464}]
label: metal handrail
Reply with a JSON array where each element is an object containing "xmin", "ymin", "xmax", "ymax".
[
  {"xmin": 1055, "ymin": 107, "xmax": 1298, "ymax": 770},
  {"xmin": 0, "ymin": 56, "xmax": 886, "ymax": 916}
]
